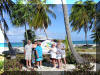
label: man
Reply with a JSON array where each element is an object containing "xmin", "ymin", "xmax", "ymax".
[
  {"xmin": 35, "ymin": 41, "xmax": 43, "ymax": 69},
  {"xmin": 57, "ymin": 40, "xmax": 66, "ymax": 65},
  {"xmin": 24, "ymin": 40, "xmax": 32, "ymax": 68}
]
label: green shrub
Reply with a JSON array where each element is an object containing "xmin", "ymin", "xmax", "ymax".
[
  {"xmin": 66, "ymin": 50, "xmax": 76, "ymax": 64},
  {"xmin": 75, "ymin": 63, "xmax": 94, "ymax": 71},
  {"xmin": 0, "ymin": 61, "xmax": 4, "ymax": 70}
]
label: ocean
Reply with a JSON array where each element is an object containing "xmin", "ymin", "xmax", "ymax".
[{"xmin": 0, "ymin": 40, "xmax": 95, "ymax": 47}]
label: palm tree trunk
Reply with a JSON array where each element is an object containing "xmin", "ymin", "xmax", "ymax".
[
  {"xmin": 85, "ymin": 31, "xmax": 88, "ymax": 46},
  {"xmin": 84, "ymin": 25, "xmax": 88, "ymax": 46},
  {"xmin": 0, "ymin": 21, "xmax": 16, "ymax": 57},
  {"xmin": 43, "ymin": 24, "xmax": 48, "ymax": 40},
  {"xmin": 25, "ymin": 24, "xmax": 28, "ymax": 42},
  {"xmin": 61, "ymin": 0, "xmax": 85, "ymax": 64}
]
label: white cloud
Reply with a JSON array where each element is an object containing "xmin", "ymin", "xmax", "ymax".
[
  {"xmin": 7, "ymin": 28, "xmax": 25, "ymax": 36},
  {"xmin": 46, "ymin": 0, "xmax": 67, "ymax": 4}
]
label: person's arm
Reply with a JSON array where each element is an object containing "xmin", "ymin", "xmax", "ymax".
[
  {"xmin": 35, "ymin": 47, "xmax": 39, "ymax": 58},
  {"xmin": 35, "ymin": 51, "xmax": 39, "ymax": 58},
  {"xmin": 61, "ymin": 44, "xmax": 66, "ymax": 50},
  {"xmin": 24, "ymin": 46, "xmax": 26, "ymax": 55},
  {"xmin": 24, "ymin": 48, "xmax": 26, "ymax": 56},
  {"xmin": 32, "ymin": 44, "xmax": 34, "ymax": 48},
  {"xmin": 47, "ymin": 46, "xmax": 53, "ymax": 51}
]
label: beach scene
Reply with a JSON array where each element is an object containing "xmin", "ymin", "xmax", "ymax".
[{"xmin": 0, "ymin": 0, "xmax": 100, "ymax": 74}]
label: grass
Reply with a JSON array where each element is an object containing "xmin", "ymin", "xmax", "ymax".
[
  {"xmin": 0, "ymin": 55, "xmax": 4, "ymax": 74},
  {"xmin": 4, "ymin": 54, "xmax": 24, "ymax": 71},
  {"xmin": 75, "ymin": 47, "xmax": 96, "ymax": 52}
]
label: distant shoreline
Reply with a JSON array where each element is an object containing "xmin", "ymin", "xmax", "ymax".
[
  {"xmin": 0, "ymin": 40, "xmax": 96, "ymax": 47},
  {"xmin": 0, "ymin": 44, "xmax": 96, "ymax": 54}
]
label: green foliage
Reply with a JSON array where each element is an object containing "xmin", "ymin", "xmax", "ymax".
[
  {"xmin": 65, "ymin": 36, "xmax": 69, "ymax": 50},
  {"xmin": 91, "ymin": 2, "xmax": 100, "ymax": 43},
  {"xmin": 0, "ymin": 0, "xmax": 14, "ymax": 31},
  {"xmin": 24, "ymin": 29, "xmax": 36, "ymax": 42},
  {"xmin": 4, "ymin": 54, "xmax": 24, "ymax": 71},
  {"xmin": 70, "ymin": 1, "xmax": 96, "ymax": 45},
  {"xmin": 11, "ymin": 0, "xmax": 56, "ymax": 31},
  {"xmin": 75, "ymin": 63, "xmax": 94, "ymax": 71},
  {"xmin": 0, "ymin": 61, "xmax": 4, "ymax": 70},
  {"xmin": 66, "ymin": 50, "xmax": 76, "ymax": 64},
  {"xmin": 70, "ymin": 1, "xmax": 96, "ymax": 32},
  {"xmin": 63, "ymin": 36, "xmax": 76, "ymax": 64},
  {"xmin": 91, "ymin": 29, "xmax": 100, "ymax": 43}
]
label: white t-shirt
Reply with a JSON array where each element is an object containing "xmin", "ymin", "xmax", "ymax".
[
  {"xmin": 57, "ymin": 43, "xmax": 66, "ymax": 55},
  {"xmin": 50, "ymin": 47, "xmax": 57, "ymax": 58},
  {"xmin": 25, "ymin": 44, "xmax": 32, "ymax": 55}
]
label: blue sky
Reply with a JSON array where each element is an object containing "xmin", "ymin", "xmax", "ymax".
[{"xmin": 5, "ymin": 0, "xmax": 99, "ymax": 42}]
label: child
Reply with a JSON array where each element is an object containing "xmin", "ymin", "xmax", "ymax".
[
  {"xmin": 48, "ymin": 44, "xmax": 57, "ymax": 69},
  {"xmin": 35, "ymin": 41, "xmax": 43, "ymax": 69}
]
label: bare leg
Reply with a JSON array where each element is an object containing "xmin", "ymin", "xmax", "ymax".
[
  {"xmin": 60, "ymin": 59, "xmax": 63, "ymax": 67},
  {"xmin": 40, "ymin": 61, "xmax": 42, "ymax": 66},
  {"xmin": 36, "ymin": 61, "xmax": 39, "ymax": 66},
  {"xmin": 57, "ymin": 59, "xmax": 61, "ymax": 68},
  {"xmin": 26, "ymin": 60, "xmax": 28, "ymax": 68},
  {"xmin": 52, "ymin": 59, "xmax": 56, "ymax": 68},
  {"xmin": 29, "ymin": 60, "xmax": 31, "ymax": 67},
  {"xmin": 63, "ymin": 58, "xmax": 66, "ymax": 64}
]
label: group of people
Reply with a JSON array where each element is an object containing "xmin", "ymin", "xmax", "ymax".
[{"xmin": 24, "ymin": 40, "xmax": 66, "ymax": 69}]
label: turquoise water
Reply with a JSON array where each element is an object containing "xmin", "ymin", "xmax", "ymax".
[
  {"xmin": 0, "ymin": 41, "xmax": 95, "ymax": 47},
  {"xmin": 0, "ymin": 43, "xmax": 23, "ymax": 47}
]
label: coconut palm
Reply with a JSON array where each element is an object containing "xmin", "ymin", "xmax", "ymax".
[
  {"xmin": 61, "ymin": 0, "xmax": 85, "ymax": 63},
  {"xmin": 91, "ymin": 30, "xmax": 100, "ymax": 43},
  {"xmin": 28, "ymin": 3, "xmax": 56, "ymax": 39},
  {"xmin": 11, "ymin": 0, "xmax": 56, "ymax": 40},
  {"xmin": 69, "ymin": 1, "xmax": 96, "ymax": 46},
  {"xmin": 11, "ymin": 1, "xmax": 32, "ymax": 42},
  {"xmin": 91, "ymin": 2, "xmax": 100, "ymax": 43},
  {"xmin": 0, "ymin": 0, "xmax": 16, "ymax": 57}
]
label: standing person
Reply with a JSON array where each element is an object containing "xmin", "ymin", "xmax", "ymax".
[
  {"xmin": 24, "ymin": 40, "xmax": 32, "ymax": 68},
  {"xmin": 57, "ymin": 40, "xmax": 66, "ymax": 65},
  {"xmin": 48, "ymin": 44, "xmax": 57, "ymax": 69},
  {"xmin": 35, "ymin": 41, "xmax": 43, "ymax": 69},
  {"xmin": 32, "ymin": 41, "xmax": 37, "ymax": 65},
  {"xmin": 56, "ymin": 45, "xmax": 62, "ymax": 69}
]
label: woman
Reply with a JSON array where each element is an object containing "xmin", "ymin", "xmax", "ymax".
[
  {"xmin": 32, "ymin": 41, "xmax": 37, "ymax": 65},
  {"xmin": 57, "ymin": 40, "xmax": 66, "ymax": 67},
  {"xmin": 35, "ymin": 41, "xmax": 43, "ymax": 69},
  {"xmin": 56, "ymin": 43, "xmax": 62, "ymax": 69},
  {"xmin": 48, "ymin": 44, "xmax": 57, "ymax": 68}
]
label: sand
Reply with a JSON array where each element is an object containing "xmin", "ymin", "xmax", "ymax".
[{"xmin": 21, "ymin": 63, "xmax": 97, "ymax": 71}]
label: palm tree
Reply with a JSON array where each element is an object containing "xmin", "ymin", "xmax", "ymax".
[
  {"xmin": 29, "ymin": 3, "xmax": 56, "ymax": 39},
  {"xmin": 91, "ymin": 30, "xmax": 100, "ymax": 43},
  {"xmin": 0, "ymin": 0, "xmax": 16, "ymax": 57},
  {"xmin": 69, "ymin": 1, "xmax": 96, "ymax": 46},
  {"xmin": 91, "ymin": 2, "xmax": 100, "ymax": 43},
  {"xmin": 11, "ymin": 2, "xmax": 31, "ymax": 42},
  {"xmin": 11, "ymin": 0, "xmax": 56, "ymax": 40},
  {"xmin": 61, "ymin": 0, "xmax": 85, "ymax": 63}
]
